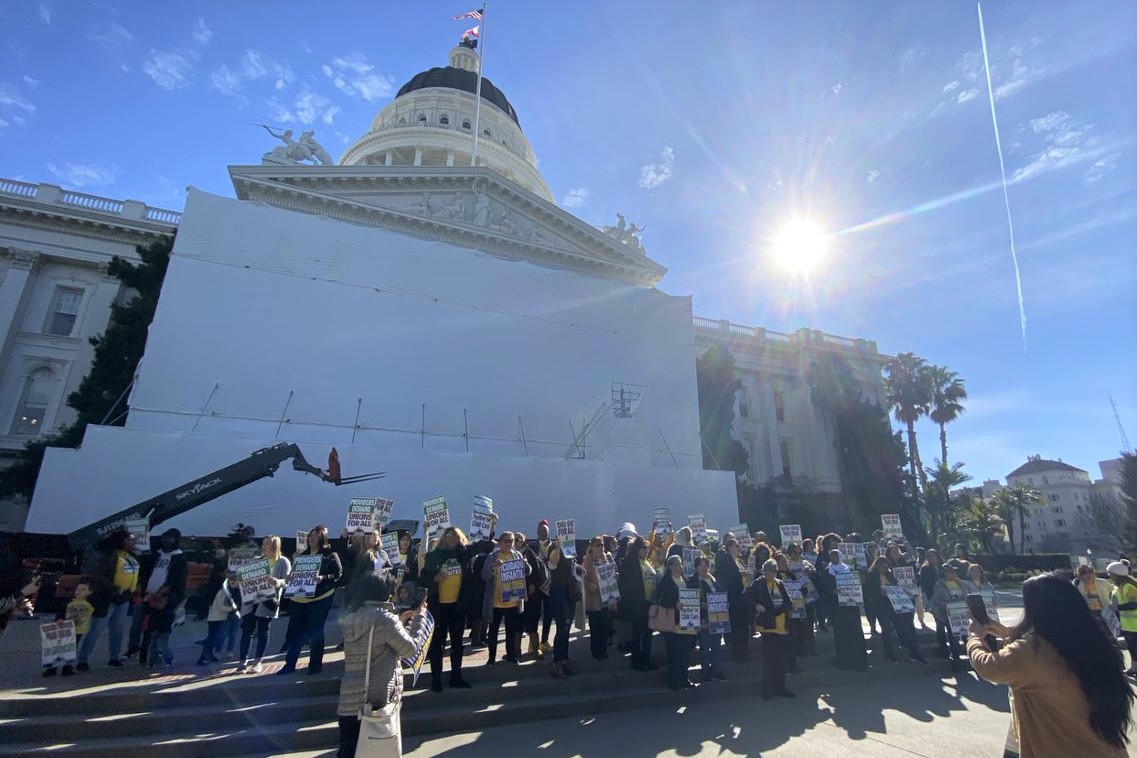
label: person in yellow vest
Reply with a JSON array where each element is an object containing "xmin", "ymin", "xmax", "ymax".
[
  {"xmin": 744, "ymin": 558, "xmax": 794, "ymax": 699},
  {"xmin": 1107, "ymin": 562, "xmax": 1137, "ymax": 676},
  {"xmin": 78, "ymin": 529, "xmax": 139, "ymax": 672}
]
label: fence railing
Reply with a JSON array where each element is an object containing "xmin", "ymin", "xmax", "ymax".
[
  {"xmin": 692, "ymin": 316, "xmax": 874, "ymax": 352},
  {"xmin": 0, "ymin": 178, "xmax": 181, "ymax": 226}
]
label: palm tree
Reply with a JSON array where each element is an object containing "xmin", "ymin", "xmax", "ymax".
[
  {"xmin": 924, "ymin": 459, "xmax": 971, "ymax": 546},
  {"xmin": 958, "ymin": 496, "xmax": 1004, "ymax": 555},
  {"xmin": 994, "ymin": 484, "xmax": 1041, "ymax": 553},
  {"xmin": 884, "ymin": 353, "xmax": 932, "ymax": 492},
  {"xmin": 928, "ymin": 365, "xmax": 967, "ymax": 466}
]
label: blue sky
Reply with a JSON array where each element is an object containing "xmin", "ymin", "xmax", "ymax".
[{"xmin": 2, "ymin": 1, "xmax": 1134, "ymax": 485}]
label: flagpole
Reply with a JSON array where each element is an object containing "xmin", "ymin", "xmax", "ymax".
[{"xmin": 470, "ymin": 4, "xmax": 487, "ymax": 167}]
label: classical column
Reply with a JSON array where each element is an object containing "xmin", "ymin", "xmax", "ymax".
[
  {"xmin": 762, "ymin": 380, "xmax": 782, "ymax": 481},
  {"xmin": 413, "ymin": 147, "xmax": 423, "ymax": 166},
  {"xmin": 384, "ymin": 152, "xmax": 393, "ymax": 166},
  {"xmin": 0, "ymin": 249, "xmax": 40, "ymax": 373},
  {"xmin": 446, "ymin": 151, "xmax": 455, "ymax": 167}
]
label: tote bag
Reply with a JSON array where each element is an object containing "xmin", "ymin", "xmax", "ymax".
[{"xmin": 356, "ymin": 625, "xmax": 403, "ymax": 758}]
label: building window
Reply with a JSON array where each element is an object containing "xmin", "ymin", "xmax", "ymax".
[
  {"xmin": 780, "ymin": 440, "xmax": 793, "ymax": 482},
  {"xmin": 10, "ymin": 367, "xmax": 54, "ymax": 435},
  {"xmin": 483, "ymin": 128, "xmax": 492, "ymax": 138},
  {"xmin": 462, "ymin": 120, "xmax": 471, "ymax": 129},
  {"xmin": 440, "ymin": 115, "xmax": 449, "ymax": 125},
  {"xmin": 418, "ymin": 114, "xmax": 427, "ymax": 123},
  {"xmin": 738, "ymin": 387, "xmax": 750, "ymax": 418},
  {"xmin": 44, "ymin": 286, "xmax": 83, "ymax": 336},
  {"xmin": 1055, "ymin": 519, "xmax": 1066, "ymax": 528},
  {"xmin": 1048, "ymin": 494, "xmax": 1059, "ymax": 502},
  {"xmin": 1025, "ymin": 535, "xmax": 1032, "ymax": 542},
  {"xmin": 774, "ymin": 390, "xmax": 785, "ymax": 422}
]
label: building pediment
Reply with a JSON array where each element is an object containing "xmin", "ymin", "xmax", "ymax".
[{"xmin": 228, "ymin": 165, "xmax": 666, "ymax": 286}]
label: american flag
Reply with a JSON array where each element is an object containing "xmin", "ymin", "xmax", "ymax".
[
  {"xmin": 451, "ymin": 9, "xmax": 483, "ymax": 21},
  {"xmin": 462, "ymin": 25, "xmax": 480, "ymax": 39}
]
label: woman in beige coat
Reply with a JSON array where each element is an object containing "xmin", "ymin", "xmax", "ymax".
[{"xmin": 968, "ymin": 573, "xmax": 1134, "ymax": 758}]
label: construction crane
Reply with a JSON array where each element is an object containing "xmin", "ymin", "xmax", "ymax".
[{"xmin": 1110, "ymin": 394, "xmax": 1133, "ymax": 454}]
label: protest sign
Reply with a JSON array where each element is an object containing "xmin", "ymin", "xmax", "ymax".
[
  {"xmin": 40, "ymin": 620, "xmax": 76, "ymax": 667},
  {"xmin": 688, "ymin": 514, "xmax": 707, "ymax": 542},
  {"xmin": 779, "ymin": 524, "xmax": 803, "ymax": 547},
  {"xmin": 884, "ymin": 584, "xmax": 915, "ymax": 613},
  {"xmin": 678, "ymin": 588, "xmax": 701, "ymax": 633},
  {"xmin": 881, "ymin": 513, "xmax": 904, "ymax": 540},
  {"xmin": 683, "ymin": 547, "xmax": 702, "ymax": 577},
  {"xmin": 380, "ymin": 532, "xmax": 401, "ymax": 567},
  {"xmin": 373, "ymin": 498, "xmax": 395, "ymax": 530},
  {"xmin": 783, "ymin": 578, "xmax": 807, "ymax": 618},
  {"xmin": 707, "ymin": 591, "xmax": 731, "ymax": 634},
  {"xmin": 893, "ymin": 566, "xmax": 919, "ymax": 596},
  {"xmin": 401, "ymin": 610, "xmax": 435, "ymax": 686},
  {"xmin": 347, "ymin": 498, "xmax": 378, "ymax": 534},
  {"xmin": 839, "ymin": 542, "xmax": 868, "ymax": 570},
  {"xmin": 947, "ymin": 600, "xmax": 970, "ymax": 638},
  {"xmin": 556, "ymin": 519, "xmax": 577, "ymax": 558},
  {"xmin": 802, "ymin": 577, "xmax": 821, "ymax": 604},
  {"xmin": 498, "ymin": 558, "xmax": 527, "ymax": 604},
  {"xmin": 237, "ymin": 558, "xmax": 275, "ymax": 601},
  {"xmin": 979, "ymin": 588, "xmax": 1000, "ymax": 623},
  {"xmin": 652, "ymin": 508, "xmax": 672, "ymax": 537},
  {"xmin": 835, "ymin": 571, "xmax": 864, "ymax": 606},
  {"xmin": 597, "ymin": 562, "xmax": 620, "ymax": 604},
  {"xmin": 702, "ymin": 528, "xmax": 719, "ymax": 546},
  {"xmin": 730, "ymin": 524, "xmax": 752, "ymax": 550},
  {"xmin": 124, "ymin": 518, "xmax": 150, "ymax": 554},
  {"xmin": 284, "ymin": 554, "xmax": 321, "ymax": 598},
  {"xmin": 296, "ymin": 530, "xmax": 308, "ymax": 554},
  {"xmin": 423, "ymin": 496, "xmax": 451, "ymax": 537},
  {"xmin": 469, "ymin": 497, "xmax": 495, "ymax": 542},
  {"xmin": 227, "ymin": 547, "xmax": 259, "ymax": 572}
]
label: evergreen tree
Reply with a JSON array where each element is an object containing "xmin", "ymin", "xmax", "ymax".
[{"xmin": 0, "ymin": 237, "xmax": 173, "ymax": 502}]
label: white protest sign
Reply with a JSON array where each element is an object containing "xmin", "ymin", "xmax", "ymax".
[
  {"xmin": 423, "ymin": 496, "xmax": 451, "ymax": 538},
  {"xmin": 556, "ymin": 519, "xmax": 577, "ymax": 558},
  {"xmin": 884, "ymin": 584, "xmax": 915, "ymax": 613},
  {"xmin": 237, "ymin": 558, "xmax": 276, "ymax": 601},
  {"xmin": 296, "ymin": 530, "xmax": 308, "ymax": 554},
  {"xmin": 469, "ymin": 496, "xmax": 495, "ymax": 542},
  {"xmin": 688, "ymin": 514, "xmax": 707, "ymax": 542},
  {"xmin": 678, "ymin": 588, "xmax": 701, "ymax": 633},
  {"xmin": 979, "ymin": 588, "xmax": 1000, "ymax": 623},
  {"xmin": 373, "ymin": 498, "xmax": 395, "ymax": 530},
  {"xmin": 893, "ymin": 566, "xmax": 919, "ymax": 597},
  {"xmin": 597, "ymin": 562, "xmax": 620, "ymax": 604},
  {"xmin": 380, "ymin": 532, "xmax": 402, "ymax": 567},
  {"xmin": 881, "ymin": 514, "xmax": 904, "ymax": 540},
  {"xmin": 835, "ymin": 571, "xmax": 864, "ymax": 606},
  {"xmin": 947, "ymin": 600, "xmax": 970, "ymax": 638},
  {"xmin": 683, "ymin": 547, "xmax": 702, "ymax": 577},
  {"xmin": 347, "ymin": 498, "xmax": 378, "ymax": 534},
  {"xmin": 40, "ymin": 620, "xmax": 77, "ymax": 667},
  {"xmin": 779, "ymin": 524, "xmax": 802, "ymax": 547},
  {"xmin": 784, "ymin": 578, "xmax": 807, "ymax": 618},
  {"xmin": 125, "ymin": 518, "xmax": 150, "ymax": 554},
  {"xmin": 284, "ymin": 554, "xmax": 322, "ymax": 598},
  {"xmin": 652, "ymin": 508, "xmax": 672, "ymax": 537},
  {"xmin": 227, "ymin": 546, "xmax": 259, "ymax": 572},
  {"xmin": 839, "ymin": 542, "xmax": 868, "ymax": 570},
  {"xmin": 730, "ymin": 524, "xmax": 752, "ymax": 550}
]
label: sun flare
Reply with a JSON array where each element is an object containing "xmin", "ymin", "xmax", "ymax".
[{"xmin": 769, "ymin": 218, "xmax": 830, "ymax": 274}]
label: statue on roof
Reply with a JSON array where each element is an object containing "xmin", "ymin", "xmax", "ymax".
[
  {"xmin": 260, "ymin": 125, "xmax": 333, "ymax": 166},
  {"xmin": 601, "ymin": 213, "xmax": 646, "ymax": 253}
]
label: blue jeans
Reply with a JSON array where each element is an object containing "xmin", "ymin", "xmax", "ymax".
[
  {"xmin": 664, "ymin": 632, "xmax": 692, "ymax": 687},
  {"xmin": 149, "ymin": 632, "xmax": 171, "ymax": 666},
  {"xmin": 223, "ymin": 612, "xmax": 240, "ymax": 653},
  {"xmin": 77, "ymin": 600, "xmax": 130, "ymax": 664},
  {"xmin": 549, "ymin": 586, "xmax": 574, "ymax": 664},
  {"xmin": 695, "ymin": 628, "xmax": 721, "ymax": 673},
  {"xmin": 283, "ymin": 594, "xmax": 334, "ymax": 671}
]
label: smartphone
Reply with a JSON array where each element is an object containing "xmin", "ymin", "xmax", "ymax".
[
  {"xmin": 966, "ymin": 593, "xmax": 990, "ymax": 626},
  {"xmin": 414, "ymin": 588, "xmax": 429, "ymax": 609}
]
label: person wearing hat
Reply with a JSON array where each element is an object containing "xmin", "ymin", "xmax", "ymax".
[
  {"xmin": 124, "ymin": 528, "xmax": 187, "ymax": 665},
  {"xmin": 931, "ymin": 557, "xmax": 969, "ymax": 672},
  {"xmin": 1107, "ymin": 562, "xmax": 1137, "ymax": 676}
]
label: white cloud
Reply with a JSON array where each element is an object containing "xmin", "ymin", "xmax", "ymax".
[
  {"xmin": 942, "ymin": 80, "xmax": 960, "ymax": 94},
  {"xmin": 899, "ymin": 44, "xmax": 926, "ymax": 72},
  {"xmin": 866, "ymin": 169, "xmax": 881, "ymax": 184},
  {"xmin": 37, "ymin": 2, "xmax": 53, "ymax": 24},
  {"xmin": 956, "ymin": 88, "xmax": 978, "ymax": 104},
  {"xmin": 1010, "ymin": 110, "xmax": 1117, "ymax": 185},
  {"xmin": 639, "ymin": 146, "xmax": 675, "ymax": 189},
  {"xmin": 0, "ymin": 82, "xmax": 36, "ymax": 128},
  {"xmin": 937, "ymin": 39, "xmax": 1048, "ymax": 115},
  {"xmin": 323, "ymin": 53, "xmax": 394, "ymax": 103},
  {"xmin": 192, "ymin": 17, "xmax": 213, "ymax": 45},
  {"xmin": 210, "ymin": 50, "xmax": 294, "ymax": 99},
  {"xmin": 46, "ymin": 161, "xmax": 117, "ymax": 188},
  {"xmin": 87, "ymin": 21, "xmax": 133, "ymax": 47},
  {"xmin": 22, "ymin": 75, "xmax": 39, "ymax": 88},
  {"xmin": 831, "ymin": 83, "xmax": 842, "ymax": 95},
  {"xmin": 562, "ymin": 188, "xmax": 589, "ymax": 208},
  {"xmin": 142, "ymin": 48, "xmax": 198, "ymax": 90},
  {"xmin": 209, "ymin": 65, "xmax": 244, "ymax": 99},
  {"xmin": 301, "ymin": 40, "xmax": 313, "ymax": 54},
  {"xmin": 274, "ymin": 86, "xmax": 340, "ymax": 126}
]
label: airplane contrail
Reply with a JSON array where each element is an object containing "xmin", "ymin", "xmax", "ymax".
[{"xmin": 978, "ymin": 2, "xmax": 1028, "ymax": 350}]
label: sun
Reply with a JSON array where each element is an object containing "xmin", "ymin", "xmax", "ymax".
[{"xmin": 769, "ymin": 218, "xmax": 830, "ymax": 274}]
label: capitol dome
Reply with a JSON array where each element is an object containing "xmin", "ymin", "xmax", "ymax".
[{"xmin": 340, "ymin": 42, "xmax": 553, "ymax": 203}]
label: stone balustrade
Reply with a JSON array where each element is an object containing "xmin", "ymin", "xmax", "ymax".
[
  {"xmin": 693, "ymin": 315, "xmax": 879, "ymax": 355},
  {"xmin": 0, "ymin": 178, "xmax": 181, "ymax": 226}
]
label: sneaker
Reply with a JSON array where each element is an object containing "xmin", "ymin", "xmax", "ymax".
[
  {"xmin": 107, "ymin": 659, "xmax": 123, "ymax": 668},
  {"xmin": 539, "ymin": 642, "xmax": 552, "ymax": 653},
  {"xmin": 236, "ymin": 660, "xmax": 247, "ymax": 672},
  {"xmin": 251, "ymin": 661, "xmax": 263, "ymax": 674},
  {"xmin": 76, "ymin": 662, "xmax": 90, "ymax": 673}
]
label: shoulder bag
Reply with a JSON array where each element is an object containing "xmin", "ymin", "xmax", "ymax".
[
  {"xmin": 647, "ymin": 582, "xmax": 675, "ymax": 633},
  {"xmin": 356, "ymin": 622, "xmax": 403, "ymax": 758}
]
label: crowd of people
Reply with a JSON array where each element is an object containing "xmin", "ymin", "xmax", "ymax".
[{"xmin": 4, "ymin": 517, "xmax": 1136, "ymax": 758}]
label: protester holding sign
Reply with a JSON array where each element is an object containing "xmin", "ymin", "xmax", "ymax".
[
  {"xmin": 336, "ymin": 573, "xmax": 429, "ymax": 758},
  {"xmin": 931, "ymin": 558, "xmax": 969, "ymax": 672},
  {"xmin": 546, "ymin": 537, "xmax": 578, "ymax": 678},
  {"xmin": 865, "ymin": 557, "xmax": 927, "ymax": 665},
  {"xmin": 583, "ymin": 537, "xmax": 616, "ymax": 662},
  {"xmin": 421, "ymin": 523, "xmax": 494, "ymax": 692},
  {"xmin": 234, "ymin": 536, "xmax": 290, "ymax": 673},
  {"xmin": 825, "ymin": 550, "xmax": 868, "ymax": 672},
  {"xmin": 656, "ymin": 555, "xmax": 694, "ymax": 690},
  {"xmin": 965, "ymin": 563, "xmax": 999, "ymax": 622},
  {"xmin": 716, "ymin": 534, "xmax": 752, "ymax": 663},
  {"xmin": 482, "ymin": 532, "xmax": 530, "ymax": 669},
  {"xmin": 688, "ymin": 556, "xmax": 727, "ymax": 682},
  {"xmin": 744, "ymin": 558, "xmax": 794, "ymax": 698},
  {"xmin": 617, "ymin": 536, "xmax": 659, "ymax": 672},
  {"xmin": 397, "ymin": 532, "xmax": 419, "ymax": 585},
  {"xmin": 279, "ymin": 526, "xmax": 341, "ymax": 677}
]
